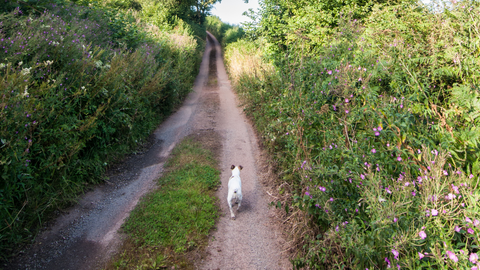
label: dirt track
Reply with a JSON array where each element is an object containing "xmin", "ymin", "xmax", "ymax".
[{"xmin": 5, "ymin": 32, "xmax": 290, "ymax": 270}]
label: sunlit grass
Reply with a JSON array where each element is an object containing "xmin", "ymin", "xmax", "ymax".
[{"xmin": 107, "ymin": 136, "xmax": 220, "ymax": 269}]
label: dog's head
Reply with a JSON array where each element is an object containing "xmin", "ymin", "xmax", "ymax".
[
  {"xmin": 231, "ymin": 165, "xmax": 243, "ymax": 170},
  {"xmin": 230, "ymin": 165, "xmax": 243, "ymax": 175}
]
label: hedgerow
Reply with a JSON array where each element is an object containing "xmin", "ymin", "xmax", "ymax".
[
  {"xmin": 0, "ymin": 2, "xmax": 200, "ymax": 259},
  {"xmin": 225, "ymin": 0, "xmax": 480, "ymax": 268}
]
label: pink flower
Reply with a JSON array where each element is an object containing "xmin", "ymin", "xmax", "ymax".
[
  {"xmin": 468, "ymin": 228, "xmax": 475, "ymax": 234},
  {"xmin": 467, "ymin": 217, "xmax": 473, "ymax": 223},
  {"xmin": 372, "ymin": 148, "xmax": 376, "ymax": 153},
  {"xmin": 446, "ymin": 250, "xmax": 458, "ymax": 262},
  {"xmin": 397, "ymin": 156, "xmax": 402, "ymax": 161},
  {"xmin": 392, "ymin": 249, "xmax": 399, "ymax": 260},
  {"xmin": 469, "ymin": 253, "xmax": 478, "ymax": 264},
  {"xmin": 455, "ymin": 226, "xmax": 461, "ymax": 232},
  {"xmin": 418, "ymin": 252, "xmax": 424, "ymax": 259},
  {"xmin": 475, "ymin": 219, "xmax": 480, "ymax": 227},
  {"xmin": 431, "ymin": 209, "xmax": 438, "ymax": 216},
  {"xmin": 375, "ymin": 131, "xmax": 380, "ymax": 136},
  {"xmin": 419, "ymin": 231, "xmax": 427, "ymax": 239}
]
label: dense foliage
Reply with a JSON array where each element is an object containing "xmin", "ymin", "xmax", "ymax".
[
  {"xmin": 205, "ymin": 15, "xmax": 245, "ymax": 48},
  {"xmin": 225, "ymin": 0, "xmax": 480, "ymax": 268},
  {"xmin": 0, "ymin": 0, "xmax": 216, "ymax": 260}
]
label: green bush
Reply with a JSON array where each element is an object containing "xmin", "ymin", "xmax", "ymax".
[
  {"xmin": 0, "ymin": 3, "xmax": 199, "ymax": 259},
  {"xmin": 226, "ymin": 1, "xmax": 480, "ymax": 268}
]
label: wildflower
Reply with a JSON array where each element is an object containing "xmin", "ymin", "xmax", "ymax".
[
  {"xmin": 0, "ymin": 63, "xmax": 5, "ymax": 69},
  {"xmin": 385, "ymin": 257, "xmax": 391, "ymax": 268},
  {"xmin": 446, "ymin": 251, "xmax": 458, "ymax": 263},
  {"xmin": 18, "ymin": 61, "xmax": 23, "ymax": 66},
  {"xmin": 443, "ymin": 170, "xmax": 448, "ymax": 176},
  {"xmin": 468, "ymin": 228, "xmax": 474, "ymax": 234},
  {"xmin": 21, "ymin": 67, "xmax": 31, "ymax": 75},
  {"xmin": 394, "ymin": 217, "xmax": 398, "ymax": 222},
  {"xmin": 22, "ymin": 86, "xmax": 29, "ymax": 97},
  {"xmin": 345, "ymin": 110, "xmax": 349, "ymax": 114},
  {"xmin": 418, "ymin": 252, "xmax": 424, "ymax": 259},
  {"xmin": 446, "ymin": 193, "xmax": 456, "ymax": 200},
  {"xmin": 419, "ymin": 231, "xmax": 427, "ymax": 239},
  {"xmin": 345, "ymin": 98, "xmax": 349, "ymax": 103},
  {"xmin": 371, "ymin": 148, "xmax": 376, "ymax": 153},
  {"xmin": 375, "ymin": 131, "xmax": 380, "ymax": 136},
  {"xmin": 467, "ymin": 217, "xmax": 473, "ymax": 223},
  {"xmin": 474, "ymin": 220, "xmax": 480, "ymax": 227},
  {"xmin": 412, "ymin": 191, "xmax": 416, "ymax": 196},
  {"xmin": 431, "ymin": 209, "xmax": 438, "ymax": 216},
  {"xmin": 455, "ymin": 226, "xmax": 461, "ymax": 232},
  {"xmin": 305, "ymin": 191, "xmax": 310, "ymax": 196},
  {"xmin": 452, "ymin": 185, "xmax": 459, "ymax": 194},
  {"xmin": 392, "ymin": 249, "xmax": 399, "ymax": 260},
  {"xmin": 397, "ymin": 156, "xmax": 402, "ymax": 161},
  {"xmin": 470, "ymin": 174, "xmax": 474, "ymax": 179},
  {"xmin": 469, "ymin": 253, "xmax": 478, "ymax": 264}
]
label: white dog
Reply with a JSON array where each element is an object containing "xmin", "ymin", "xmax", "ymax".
[{"xmin": 227, "ymin": 165, "xmax": 243, "ymax": 220}]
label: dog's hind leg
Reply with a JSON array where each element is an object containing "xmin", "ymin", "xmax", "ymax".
[
  {"xmin": 237, "ymin": 194, "xmax": 242, "ymax": 212},
  {"xmin": 228, "ymin": 198, "xmax": 236, "ymax": 219}
]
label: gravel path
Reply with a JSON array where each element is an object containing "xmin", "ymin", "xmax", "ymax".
[
  {"xmin": 199, "ymin": 33, "xmax": 290, "ymax": 270},
  {"xmin": 4, "ymin": 32, "xmax": 290, "ymax": 270}
]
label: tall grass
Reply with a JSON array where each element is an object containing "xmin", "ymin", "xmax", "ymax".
[
  {"xmin": 0, "ymin": 3, "xmax": 200, "ymax": 260},
  {"xmin": 225, "ymin": 1, "xmax": 480, "ymax": 268}
]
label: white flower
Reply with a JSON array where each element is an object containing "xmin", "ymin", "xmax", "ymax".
[
  {"xmin": 22, "ymin": 86, "xmax": 29, "ymax": 97},
  {"xmin": 21, "ymin": 67, "xmax": 31, "ymax": 75},
  {"xmin": 18, "ymin": 61, "xmax": 23, "ymax": 66},
  {"xmin": 0, "ymin": 63, "xmax": 5, "ymax": 69},
  {"xmin": 95, "ymin": 60, "xmax": 103, "ymax": 68}
]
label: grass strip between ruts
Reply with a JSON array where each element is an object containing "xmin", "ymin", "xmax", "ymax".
[{"xmin": 106, "ymin": 135, "xmax": 221, "ymax": 269}]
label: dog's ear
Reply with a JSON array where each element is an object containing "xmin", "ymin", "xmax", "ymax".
[
  {"xmin": 239, "ymin": 165, "xmax": 243, "ymax": 170},
  {"xmin": 231, "ymin": 165, "xmax": 235, "ymax": 170}
]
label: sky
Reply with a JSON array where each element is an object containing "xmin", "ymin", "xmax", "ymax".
[{"xmin": 210, "ymin": 0, "xmax": 260, "ymax": 26}]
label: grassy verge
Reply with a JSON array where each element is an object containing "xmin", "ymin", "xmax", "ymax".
[{"xmin": 106, "ymin": 132, "xmax": 221, "ymax": 269}]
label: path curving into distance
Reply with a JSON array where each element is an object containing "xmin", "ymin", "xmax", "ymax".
[{"xmin": 5, "ymin": 32, "xmax": 290, "ymax": 270}]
